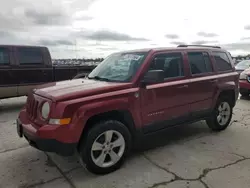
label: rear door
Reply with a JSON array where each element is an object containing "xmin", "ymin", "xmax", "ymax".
[
  {"xmin": 185, "ymin": 51, "xmax": 217, "ymax": 117},
  {"xmin": 0, "ymin": 46, "xmax": 17, "ymax": 99},
  {"xmin": 15, "ymin": 47, "xmax": 52, "ymax": 96}
]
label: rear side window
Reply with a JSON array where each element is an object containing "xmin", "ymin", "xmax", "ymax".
[
  {"xmin": 0, "ymin": 48, "xmax": 10, "ymax": 65},
  {"xmin": 18, "ymin": 48, "xmax": 43, "ymax": 65},
  {"xmin": 212, "ymin": 51, "xmax": 232, "ymax": 71},
  {"xmin": 187, "ymin": 52, "xmax": 213, "ymax": 75}
]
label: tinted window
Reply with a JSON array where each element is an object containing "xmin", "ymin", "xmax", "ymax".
[
  {"xmin": 212, "ymin": 51, "xmax": 232, "ymax": 71},
  {"xmin": 149, "ymin": 53, "xmax": 184, "ymax": 79},
  {"xmin": 0, "ymin": 48, "xmax": 10, "ymax": 65},
  {"xmin": 188, "ymin": 52, "xmax": 213, "ymax": 74},
  {"xmin": 18, "ymin": 48, "xmax": 43, "ymax": 65}
]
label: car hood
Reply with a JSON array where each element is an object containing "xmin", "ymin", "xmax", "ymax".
[{"xmin": 34, "ymin": 79, "xmax": 132, "ymax": 101}]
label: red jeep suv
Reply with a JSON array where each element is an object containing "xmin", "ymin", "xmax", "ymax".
[{"xmin": 17, "ymin": 45, "xmax": 239, "ymax": 174}]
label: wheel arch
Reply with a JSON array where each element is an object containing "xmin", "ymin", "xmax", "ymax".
[
  {"xmin": 217, "ymin": 89, "xmax": 236, "ymax": 107},
  {"xmin": 212, "ymin": 87, "xmax": 237, "ymax": 109},
  {"xmin": 77, "ymin": 109, "xmax": 137, "ymax": 151}
]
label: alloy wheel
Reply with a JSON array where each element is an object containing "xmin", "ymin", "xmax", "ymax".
[
  {"xmin": 217, "ymin": 102, "xmax": 231, "ymax": 126},
  {"xmin": 91, "ymin": 130, "xmax": 125, "ymax": 168}
]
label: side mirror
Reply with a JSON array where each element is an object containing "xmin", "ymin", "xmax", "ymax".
[{"xmin": 142, "ymin": 70, "xmax": 164, "ymax": 85}]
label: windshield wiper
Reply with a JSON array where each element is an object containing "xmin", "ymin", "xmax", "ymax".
[{"xmin": 88, "ymin": 76, "xmax": 111, "ymax": 82}]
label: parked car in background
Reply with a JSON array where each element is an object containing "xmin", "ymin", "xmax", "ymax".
[
  {"xmin": 0, "ymin": 45, "xmax": 96, "ymax": 99},
  {"xmin": 239, "ymin": 68, "xmax": 250, "ymax": 97},
  {"xmin": 17, "ymin": 45, "xmax": 239, "ymax": 175},
  {"xmin": 235, "ymin": 60, "xmax": 250, "ymax": 74}
]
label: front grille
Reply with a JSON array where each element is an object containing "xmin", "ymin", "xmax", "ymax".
[{"xmin": 27, "ymin": 95, "xmax": 39, "ymax": 120}]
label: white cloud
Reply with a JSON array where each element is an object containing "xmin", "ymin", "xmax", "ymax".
[
  {"xmin": 72, "ymin": 0, "xmax": 250, "ymax": 57},
  {"xmin": 1, "ymin": 0, "xmax": 250, "ymax": 58}
]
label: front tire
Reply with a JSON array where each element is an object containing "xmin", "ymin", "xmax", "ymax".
[
  {"xmin": 79, "ymin": 120, "xmax": 132, "ymax": 174},
  {"xmin": 206, "ymin": 96, "xmax": 233, "ymax": 131}
]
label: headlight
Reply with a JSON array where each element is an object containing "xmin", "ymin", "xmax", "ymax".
[
  {"xmin": 41, "ymin": 102, "xmax": 50, "ymax": 119},
  {"xmin": 240, "ymin": 73, "xmax": 247, "ymax": 80}
]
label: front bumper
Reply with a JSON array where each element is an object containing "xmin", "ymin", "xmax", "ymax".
[{"xmin": 16, "ymin": 113, "xmax": 77, "ymax": 156}]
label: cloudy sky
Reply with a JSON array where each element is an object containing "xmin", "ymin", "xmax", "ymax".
[{"xmin": 1, "ymin": 0, "xmax": 250, "ymax": 58}]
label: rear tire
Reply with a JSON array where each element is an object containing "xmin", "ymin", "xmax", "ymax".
[
  {"xmin": 78, "ymin": 120, "xmax": 132, "ymax": 174},
  {"xmin": 206, "ymin": 96, "xmax": 233, "ymax": 131}
]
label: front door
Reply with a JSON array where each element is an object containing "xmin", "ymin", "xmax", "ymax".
[{"xmin": 140, "ymin": 52, "xmax": 191, "ymax": 134}]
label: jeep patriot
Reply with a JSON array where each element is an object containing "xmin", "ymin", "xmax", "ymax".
[{"xmin": 17, "ymin": 45, "xmax": 239, "ymax": 174}]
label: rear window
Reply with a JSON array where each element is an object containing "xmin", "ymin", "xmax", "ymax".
[
  {"xmin": 18, "ymin": 47, "xmax": 43, "ymax": 65},
  {"xmin": 0, "ymin": 48, "xmax": 10, "ymax": 65},
  {"xmin": 212, "ymin": 51, "xmax": 232, "ymax": 72}
]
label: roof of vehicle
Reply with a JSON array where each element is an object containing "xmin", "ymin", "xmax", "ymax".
[
  {"xmin": 0, "ymin": 44, "xmax": 47, "ymax": 48},
  {"xmin": 121, "ymin": 45, "xmax": 228, "ymax": 54}
]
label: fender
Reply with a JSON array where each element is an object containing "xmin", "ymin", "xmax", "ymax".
[
  {"xmin": 68, "ymin": 96, "xmax": 141, "ymax": 143},
  {"xmin": 211, "ymin": 80, "xmax": 237, "ymax": 108},
  {"xmin": 78, "ymin": 98, "xmax": 129, "ymax": 121}
]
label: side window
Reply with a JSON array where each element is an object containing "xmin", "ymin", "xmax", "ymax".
[
  {"xmin": 18, "ymin": 48, "xmax": 43, "ymax": 65},
  {"xmin": 212, "ymin": 51, "xmax": 232, "ymax": 71},
  {"xmin": 203, "ymin": 52, "xmax": 213, "ymax": 72},
  {"xmin": 0, "ymin": 48, "xmax": 10, "ymax": 65},
  {"xmin": 150, "ymin": 53, "xmax": 184, "ymax": 79},
  {"xmin": 188, "ymin": 52, "xmax": 213, "ymax": 75}
]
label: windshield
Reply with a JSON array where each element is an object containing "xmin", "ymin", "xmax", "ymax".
[
  {"xmin": 236, "ymin": 60, "xmax": 250, "ymax": 69},
  {"xmin": 88, "ymin": 52, "xmax": 147, "ymax": 82}
]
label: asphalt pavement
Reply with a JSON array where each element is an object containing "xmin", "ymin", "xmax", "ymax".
[{"xmin": 0, "ymin": 96, "xmax": 250, "ymax": 188}]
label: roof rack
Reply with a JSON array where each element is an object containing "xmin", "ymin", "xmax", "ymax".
[{"xmin": 177, "ymin": 44, "xmax": 221, "ymax": 49}]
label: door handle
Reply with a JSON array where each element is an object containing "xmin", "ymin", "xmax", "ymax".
[{"xmin": 177, "ymin": 84, "xmax": 188, "ymax": 89}]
